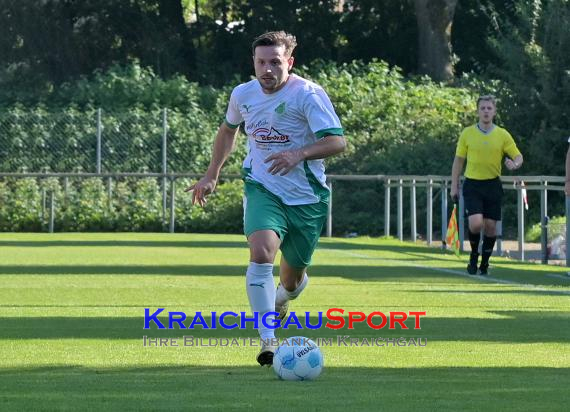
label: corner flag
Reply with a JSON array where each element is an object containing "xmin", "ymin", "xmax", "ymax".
[{"xmin": 446, "ymin": 204, "xmax": 460, "ymax": 257}]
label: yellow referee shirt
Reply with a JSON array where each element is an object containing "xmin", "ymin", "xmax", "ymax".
[{"xmin": 456, "ymin": 125, "xmax": 521, "ymax": 180}]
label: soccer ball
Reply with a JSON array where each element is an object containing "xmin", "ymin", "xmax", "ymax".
[{"xmin": 273, "ymin": 336, "xmax": 323, "ymax": 381}]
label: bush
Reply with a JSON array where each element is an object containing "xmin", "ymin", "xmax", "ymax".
[
  {"xmin": 1, "ymin": 60, "xmax": 502, "ymax": 235},
  {"xmin": 526, "ymin": 215, "xmax": 566, "ymax": 242},
  {"xmin": 175, "ymin": 179, "xmax": 244, "ymax": 234},
  {"xmin": 0, "ymin": 177, "xmax": 245, "ymax": 233},
  {"xmin": 3, "ymin": 178, "xmax": 43, "ymax": 231}
]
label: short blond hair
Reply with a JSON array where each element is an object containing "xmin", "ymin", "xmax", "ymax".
[{"xmin": 477, "ymin": 94, "xmax": 497, "ymax": 108}]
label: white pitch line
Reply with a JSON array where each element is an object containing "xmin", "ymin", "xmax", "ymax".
[{"xmin": 334, "ymin": 249, "xmax": 570, "ymax": 296}]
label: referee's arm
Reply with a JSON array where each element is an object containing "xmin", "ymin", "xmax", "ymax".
[
  {"xmin": 566, "ymin": 147, "xmax": 570, "ymax": 196},
  {"xmin": 450, "ymin": 156, "xmax": 465, "ymax": 201},
  {"xmin": 504, "ymin": 154, "xmax": 523, "ymax": 171}
]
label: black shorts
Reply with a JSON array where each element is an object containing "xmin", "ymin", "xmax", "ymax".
[{"xmin": 462, "ymin": 177, "xmax": 503, "ymax": 221}]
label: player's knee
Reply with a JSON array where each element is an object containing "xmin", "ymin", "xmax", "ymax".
[
  {"xmin": 469, "ymin": 221, "xmax": 483, "ymax": 233},
  {"xmin": 250, "ymin": 246, "xmax": 276, "ymax": 264},
  {"xmin": 484, "ymin": 222, "xmax": 497, "ymax": 236}
]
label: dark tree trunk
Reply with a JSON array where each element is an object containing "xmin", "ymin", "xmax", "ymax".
[
  {"xmin": 158, "ymin": 0, "xmax": 187, "ymax": 32},
  {"xmin": 414, "ymin": 0, "xmax": 458, "ymax": 81}
]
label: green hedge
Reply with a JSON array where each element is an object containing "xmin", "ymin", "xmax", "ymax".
[
  {"xmin": 525, "ymin": 216, "xmax": 566, "ymax": 243},
  {"xmin": 0, "ymin": 178, "xmax": 244, "ymax": 233},
  {"xmin": 1, "ymin": 61, "xmax": 512, "ymax": 235}
]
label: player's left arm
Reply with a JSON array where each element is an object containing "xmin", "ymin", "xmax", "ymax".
[
  {"xmin": 265, "ymin": 134, "xmax": 346, "ymax": 176},
  {"xmin": 503, "ymin": 131, "xmax": 523, "ymax": 171}
]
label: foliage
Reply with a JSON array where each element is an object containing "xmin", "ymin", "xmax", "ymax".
[
  {"xmin": 1, "ymin": 178, "xmax": 43, "ymax": 231},
  {"xmin": 338, "ymin": 0, "xmax": 418, "ymax": 74},
  {"xmin": 486, "ymin": 0, "xmax": 570, "ymax": 176},
  {"xmin": 0, "ymin": 61, "xmax": 247, "ymax": 174},
  {"xmin": 0, "ymin": 177, "xmax": 244, "ymax": 233},
  {"xmin": 525, "ymin": 215, "xmax": 566, "ymax": 242},
  {"xmin": 0, "ymin": 0, "xmax": 191, "ymax": 94},
  {"xmin": 1, "ymin": 0, "xmax": 515, "ymax": 90},
  {"xmin": 175, "ymin": 179, "xmax": 244, "ymax": 233},
  {"xmin": 452, "ymin": 0, "xmax": 518, "ymax": 74},
  {"xmin": 0, "ymin": 59, "xmax": 492, "ymax": 235},
  {"xmin": 297, "ymin": 61, "xmax": 474, "ymax": 177}
]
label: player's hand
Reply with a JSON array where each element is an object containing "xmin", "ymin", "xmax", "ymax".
[
  {"xmin": 450, "ymin": 186, "xmax": 459, "ymax": 204},
  {"xmin": 504, "ymin": 158, "xmax": 518, "ymax": 171},
  {"xmin": 265, "ymin": 149, "xmax": 304, "ymax": 176},
  {"xmin": 184, "ymin": 175, "xmax": 217, "ymax": 207}
]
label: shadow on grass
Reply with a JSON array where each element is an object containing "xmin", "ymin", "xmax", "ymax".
[
  {"xmin": 0, "ymin": 264, "xmax": 248, "ymax": 276},
  {"xmin": 407, "ymin": 289, "xmax": 570, "ymax": 296},
  {"xmin": 0, "ymin": 240, "xmax": 248, "ymax": 249},
  {"xmin": 0, "ymin": 365, "xmax": 567, "ymax": 411},
  {"xmin": 0, "ymin": 264, "xmax": 454, "ymax": 281},
  {"xmin": 1, "ymin": 261, "xmax": 568, "ymax": 289},
  {"xmin": 0, "ymin": 311, "xmax": 568, "ymax": 343},
  {"xmin": 0, "ymin": 238, "xmax": 441, "ymax": 256},
  {"xmin": 319, "ymin": 240, "xmax": 441, "ymax": 255}
]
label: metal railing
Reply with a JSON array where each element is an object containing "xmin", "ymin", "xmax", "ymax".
[
  {"xmin": 1, "ymin": 172, "xmax": 567, "ymax": 266},
  {"xmin": 326, "ymin": 175, "xmax": 566, "ymax": 265}
]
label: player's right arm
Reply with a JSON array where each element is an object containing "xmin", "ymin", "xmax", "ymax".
[
  {"xmin": 450, "ymin": 129, "xmax": 468, "ymax": 203},
  {"xmin": 450, "ymin": 156, "xmax": 465, "ymax": 203},
  {"xmin": 566, "ymin": 143, "xmax": 570, "ymax": 196},
  {"xmin": 185, "ymin": 122, "xmax": 240, "ymax": 207}
]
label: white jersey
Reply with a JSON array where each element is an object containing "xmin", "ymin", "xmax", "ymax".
[{"xmin": 225, "ymin": 74, "xmax": 343, "ymax": 205}]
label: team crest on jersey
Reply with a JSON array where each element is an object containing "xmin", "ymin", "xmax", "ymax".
[
  {"xmin": 275, "ymin": 102, "xmax": 286, "ymax": 114},
  {"xmin": 242, "ymin": 104, "xmax": 252, "ymax": 113}
]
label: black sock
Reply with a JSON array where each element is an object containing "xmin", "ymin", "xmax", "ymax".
[
  {"xmin": 481, "ymin": 235, "xmax": 497, "ymax": 266},
  {"xmin": 468, "ymin": 230, "xmax": 480, "ymax": 257}
]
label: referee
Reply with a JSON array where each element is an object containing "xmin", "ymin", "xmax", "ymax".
[{"xmin": 450, "ymin": 95, "xmax": 523, "ymax": 275}]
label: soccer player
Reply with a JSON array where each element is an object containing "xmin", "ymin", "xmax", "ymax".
[
  {"xmin": 186, "ymin": 31, "xmax": 345, "ymax": 366},
  {"xmin": 450, "ymin": 95, "xmax": 523, "ymax": 275}
]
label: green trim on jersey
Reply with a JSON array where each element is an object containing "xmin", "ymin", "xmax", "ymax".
[
  {"xmin": 315, "ymin": 127, "xmax": 344, "ymax": 139},
  {"xmin": 224, "ymin": 119, "xmax": 240, "ymax": 129},
  {"xmin": 241, "ymin": 167, "xmax": 252, "ymax": 180},
  {"xmin": 303, "ymin": 161, "xmax": 330, "ymax": 201}
]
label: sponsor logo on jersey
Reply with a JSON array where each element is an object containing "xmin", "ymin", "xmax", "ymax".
[{"xmin": 253, "ymin": 126, "xmax": 290, "ymax": 144}]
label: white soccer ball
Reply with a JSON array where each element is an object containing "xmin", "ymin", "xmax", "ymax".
[{"xmin": 273, "ymin": 336, "xmax": 323, "ymax": 381}]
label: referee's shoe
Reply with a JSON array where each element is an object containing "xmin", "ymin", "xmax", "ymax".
[{"xmin": 467, "ymin": 253, "xmax": 479, "ymax": 275}]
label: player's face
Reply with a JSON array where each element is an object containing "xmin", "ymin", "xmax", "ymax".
[
  {"xmin": 477, "ymin": 100, "xmax": 496, "ymax": 124},
  {"xmin": 253, "ymin": 45, "xmax": 294, "ymax": 94}
]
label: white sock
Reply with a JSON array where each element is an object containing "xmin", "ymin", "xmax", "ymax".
[
  {"xmin": 276, "ymin": 272, "xmax": 309, "ymax": 307},
  {"xmin": 246, "ymin": 262, "xmax": 275, "ymax": 341}
]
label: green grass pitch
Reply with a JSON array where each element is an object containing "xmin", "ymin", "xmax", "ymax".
[{"xmin": 0, "ymin": 233, "xmax": 569, "ymax": 411}]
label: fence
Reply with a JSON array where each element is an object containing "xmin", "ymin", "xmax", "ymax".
[
  {"xmin": 0, "ymin": 109, "xmax": 566, "ymax": 264},
  {"xmin": 0, "ymin": 173, "xmax": 567, "ymax": 266},
  {"xmin": 0, "ymin": 107, "xmax": 226, "ymax": 174},
  {"xmin": 353, "ymin": 175, "xmax": 567, "ymax": 265}
]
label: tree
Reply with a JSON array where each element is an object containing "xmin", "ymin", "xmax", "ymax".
[
  {"xmin": 487, "ymin": 0, "xmax": 570, "ymax": 175},
  {"xmin": 339, "ymin": 0, "xmax": 418, "ymax": 73},
  {"xmin": 414, "ymin": 0, "xmax": 458, "ymax": 81},
  {"xmin": 0, "ymin": 0, "xmax": 193, "ymax": 90},
  {"xmin": 451, "ymin": 0, "xmax": 518, "ymax": 74}
]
